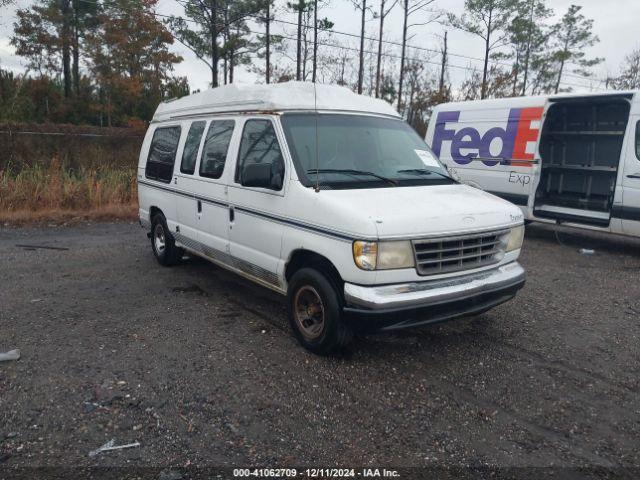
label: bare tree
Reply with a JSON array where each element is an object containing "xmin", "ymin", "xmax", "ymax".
[
  {"xmin": 374, "ymin": 0, "xmax": 399, "ymax": 97},
  {"xmin": 282, "ymin": 3, "xmax": 333, "ymax": 82},
  {"xmin": 358, "ymin": 0, "xmax": 366, "ymax": 93},
  {"xmin": 313, "ymin": 0, "xmax": 318, "ymax": 82},
  {"xmin": 286, "ymin": 0, "xmax": 309, "ymax": 80},
  {"xmin": 610, "ymin": 48, "xmax": 640, "ymax": 90},
  {"xmin": 266, "ymin": 0, "xmax": 272, "ymax": 83},
  {"xmin": 255, "ymin": 0, "xmax": 285, "ymax": 84},
  {"xmin": 311, "ymin": 0, "xmax": 333, "ymax": 82},
  {"xmin": 458, "ymin": 64, "xmax": 514, "ymax": 100},
  {"xmin": 296, "ymin": 0, "xmax": 304, "ymax": 80},
  {"xmin": 398, "ymin": 0, "xmax": 440, "ymax": 113},
  {"xmin": 438, "ymin": 30, "xmax": 447, "ymax": 95},
  {"xmin": 351, "ymin": 0, "xmax": 373, "ymax": 94}
]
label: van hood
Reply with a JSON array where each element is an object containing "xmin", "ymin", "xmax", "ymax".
[{"xmin": 319, "ymin": 184, "xmax": 523, "ymax": 238}]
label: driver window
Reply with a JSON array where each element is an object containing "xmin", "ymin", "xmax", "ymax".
[{"xmin": 236, "ymin": 119, "xmax": 285, "ymax": 190}]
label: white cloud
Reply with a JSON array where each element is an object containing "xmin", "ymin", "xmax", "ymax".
[
  {"xmin": 0, "ymin": 37, "xmax": 25, "ymax": 73},
  {"xmin": 1, "ymin": 0, "xmax": 638, "ymax": 93}
]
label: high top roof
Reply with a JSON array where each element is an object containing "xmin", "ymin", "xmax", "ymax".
[{"xmin": 153, "ymin": 81, "xmax": 400, "ymax": 121}]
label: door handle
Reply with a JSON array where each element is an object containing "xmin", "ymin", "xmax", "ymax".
[
  {"xmin": 627, "ymin": 173, "xmax": 640, "ymax": 179},
  {"xmin": 197, "ymin": 200, "xmax": 202, "ymax": 213},
  {"xmin": 229, "ymin": 206, "xmax": 235, "ymax": 222}
]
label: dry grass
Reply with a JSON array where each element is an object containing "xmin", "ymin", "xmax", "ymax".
[{"xmin": 0, "ymin": 158, "xmax": 138, "ymax": 226}]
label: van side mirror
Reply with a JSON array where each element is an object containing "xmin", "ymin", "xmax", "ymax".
[{"xmin": 242, "ymin": 162, "xmax": 280, "ymax": 189}]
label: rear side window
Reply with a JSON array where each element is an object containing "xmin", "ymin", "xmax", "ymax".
[
  {"xmin": 199, "ymin": 120, "xmax": 235, "ymax": 179},
  {"xmin": 181, "ymin": 121, "xmax": 206, "ymax": 174},
  {"xmin": 145, "ymin": 126, "xmax": 181, "ymax": 183},
  {"xmin": 235, "ymin": 119, "xmax": 285, "ymax": 189}
]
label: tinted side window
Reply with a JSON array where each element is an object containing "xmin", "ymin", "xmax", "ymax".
[
  {"xmin": 199, "ymin": 120, "xmax": 235, "ymax": 179},
  {"xmin": 236, "ymin": 120, "xmax": 285, "ymax": 189},
  {"xmin": 145, "ymin": 126, "xmax": 181, "ymax": 183},
  {"xmin": 181, "ymin": 121, "xmax": 206, "ymax": 174}
]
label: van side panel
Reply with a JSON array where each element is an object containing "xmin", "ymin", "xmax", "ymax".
[
  {"xmin": 426, "ymin": 99, "xmax": 546, "ymax": 216},
  {"xmin": 620, "ymin": 105, "xmax": 640, "ymax": 235}
]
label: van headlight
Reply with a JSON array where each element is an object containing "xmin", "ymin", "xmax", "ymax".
[
  {"xmin": 353, "ymin": 240, "xmax": 415, "ymax": 270},
  {"xmin": 506, "ymin": 225, "xmax": 525, "ymax": 252}
]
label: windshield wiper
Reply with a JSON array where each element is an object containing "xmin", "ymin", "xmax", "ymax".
[
  {"xmin": 307, "ymin": 168, "xmax": 397, "ymax": 186},
  {"xmin": 397, "ymin": 168, "xmax": 453, "ymax": 180}
]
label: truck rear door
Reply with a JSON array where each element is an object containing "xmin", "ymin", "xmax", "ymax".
[{"xmin": 532, "ymin": 94, "xmax": 632, "ymax": 228}]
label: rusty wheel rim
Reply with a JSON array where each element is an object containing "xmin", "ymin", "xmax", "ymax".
[{"xmin": 293, "ymin": 285, "xmax": 325, "ymax": 340}]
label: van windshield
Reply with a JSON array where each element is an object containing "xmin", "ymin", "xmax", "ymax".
[{"xmin": 280, "ymin": 113, "xmax": 454, "ymax": 189}]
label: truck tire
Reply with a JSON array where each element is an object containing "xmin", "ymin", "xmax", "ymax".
[
  {"xmin": 151, "ymin": 213, "xmax": 184, "ymax": 267},
  {"xmin": 287, "ymin": 268, "xmax": 353, "ymax": 354}
]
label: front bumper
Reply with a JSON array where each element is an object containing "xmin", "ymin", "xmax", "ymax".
[{"xmin": 343, "ymin": 262, "xmax": 525, "ymax": 331}]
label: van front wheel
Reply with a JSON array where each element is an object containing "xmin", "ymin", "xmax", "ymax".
[
  {"xmin": 151, "ymin": 213, "xmax": 183, "ymax": 266},
  {"xmin": 287, "ymin": 268, "xmax": 352, "ymax": 354}
]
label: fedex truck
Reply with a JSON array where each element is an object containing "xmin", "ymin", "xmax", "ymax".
[{"xmin": 425, "ymin": 91, "xmax": 640, "ymax": 237}]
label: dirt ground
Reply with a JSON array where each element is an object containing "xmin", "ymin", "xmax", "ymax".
[{"xmin": 0, "ymin": 221, "xmax": 639, "ymax": 478}]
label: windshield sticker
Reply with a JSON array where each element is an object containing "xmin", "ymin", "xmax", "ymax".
[{"xmin": 414, "ymin": 149, "xmax": 440, "ymax": 168}]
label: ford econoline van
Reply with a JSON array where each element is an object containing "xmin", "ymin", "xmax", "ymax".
[
  {"xmin": 425, "ymin": 91, "xmax": 640, "ymax": 237},
  {"xmin": 138, "ymin": 82, "xmax": 526, "ymax": 353}
]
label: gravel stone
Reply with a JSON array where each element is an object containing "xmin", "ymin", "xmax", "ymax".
[{"xmin": 0, "ymin": 221, "xmax": 638, "ymax": 468}]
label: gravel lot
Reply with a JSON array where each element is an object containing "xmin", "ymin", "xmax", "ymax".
[{"xmin": 0, "ymin": 221, "xmax": 639, "ymax": 475}]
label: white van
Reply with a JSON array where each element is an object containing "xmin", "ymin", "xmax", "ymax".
[
  {"xmin": 138, "ymin": 82, "xmax": 526, "ymax": 353},
  {"xmin": 425, "ymin": 91, "xmax": 640, "ymax": 236}
]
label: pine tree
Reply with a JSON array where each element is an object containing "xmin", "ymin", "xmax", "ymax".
[
  {"xmin": 448, "ymin": 0, "xmax": 517, "ymax": 99},
  {"xmin": 550, "ymin": 4, "xmax": 602, "ymax": 93},
  {"xmin": 12, "ymin": 0, "xmax": 97, "ymax": 98},
  {"xmin": 499, "ymin": 0, "xmax": 552, "ymax": 96},
  {"xmin": 167, "ymin": 0, "xmax": 263, "ymax": 87}
]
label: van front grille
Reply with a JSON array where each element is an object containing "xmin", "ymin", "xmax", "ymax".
[{"xmin": 412, "ymin": 229, "xmax": 509, "ymax": 276}]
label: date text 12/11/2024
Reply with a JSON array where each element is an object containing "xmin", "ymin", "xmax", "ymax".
[{"xmin": 232, "ymin": 468, "xmax": 401, "ymax": 478}]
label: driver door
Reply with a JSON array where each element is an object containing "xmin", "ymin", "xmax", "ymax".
[{"xmin": 226, "ymin": 117, "xmax": 288, "ymax": 288}]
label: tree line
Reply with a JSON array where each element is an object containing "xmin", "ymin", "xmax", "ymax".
[{"xmin": 1, "ymin": 0, "xmax": 639, "ymax": 132}]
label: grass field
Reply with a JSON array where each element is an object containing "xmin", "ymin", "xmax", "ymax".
[
  {"xmin": 0, "ymin": 124, "xmax": 142, "ymax": 225},
  {"xmin": 0, "ymin": 159, "xmax": 138, "ymax": 225}
]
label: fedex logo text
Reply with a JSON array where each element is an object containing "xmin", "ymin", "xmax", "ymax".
[{"xmin": 431, "ymin": 107, "xmax": 544, "ymax": 167}]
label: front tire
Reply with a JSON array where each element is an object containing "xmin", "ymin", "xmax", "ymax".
[
  {"xmin": 287, "ymin": 268, "xmax": 353, "ymax": 354},
  {"xmin": 151, "ymin": 213, "xmax": 183, "ymax": 266}
]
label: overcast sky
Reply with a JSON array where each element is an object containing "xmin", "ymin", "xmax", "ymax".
[{"xmin": 1, "ymin": 0, "xmax": 638, "ymax": 93}]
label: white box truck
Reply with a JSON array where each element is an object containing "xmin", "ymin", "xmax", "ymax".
[{"xmin": 425, "ymin": 91, "xmax": 640, "ymax": 237}]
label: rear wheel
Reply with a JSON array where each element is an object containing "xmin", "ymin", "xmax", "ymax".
[
  {"xmin": 287, "ymin": 268, "xmax": 352, "ymax": 354},
  {"xmin": 151, "ymin": 213, "xmax": 183, "ymax": 266}
]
